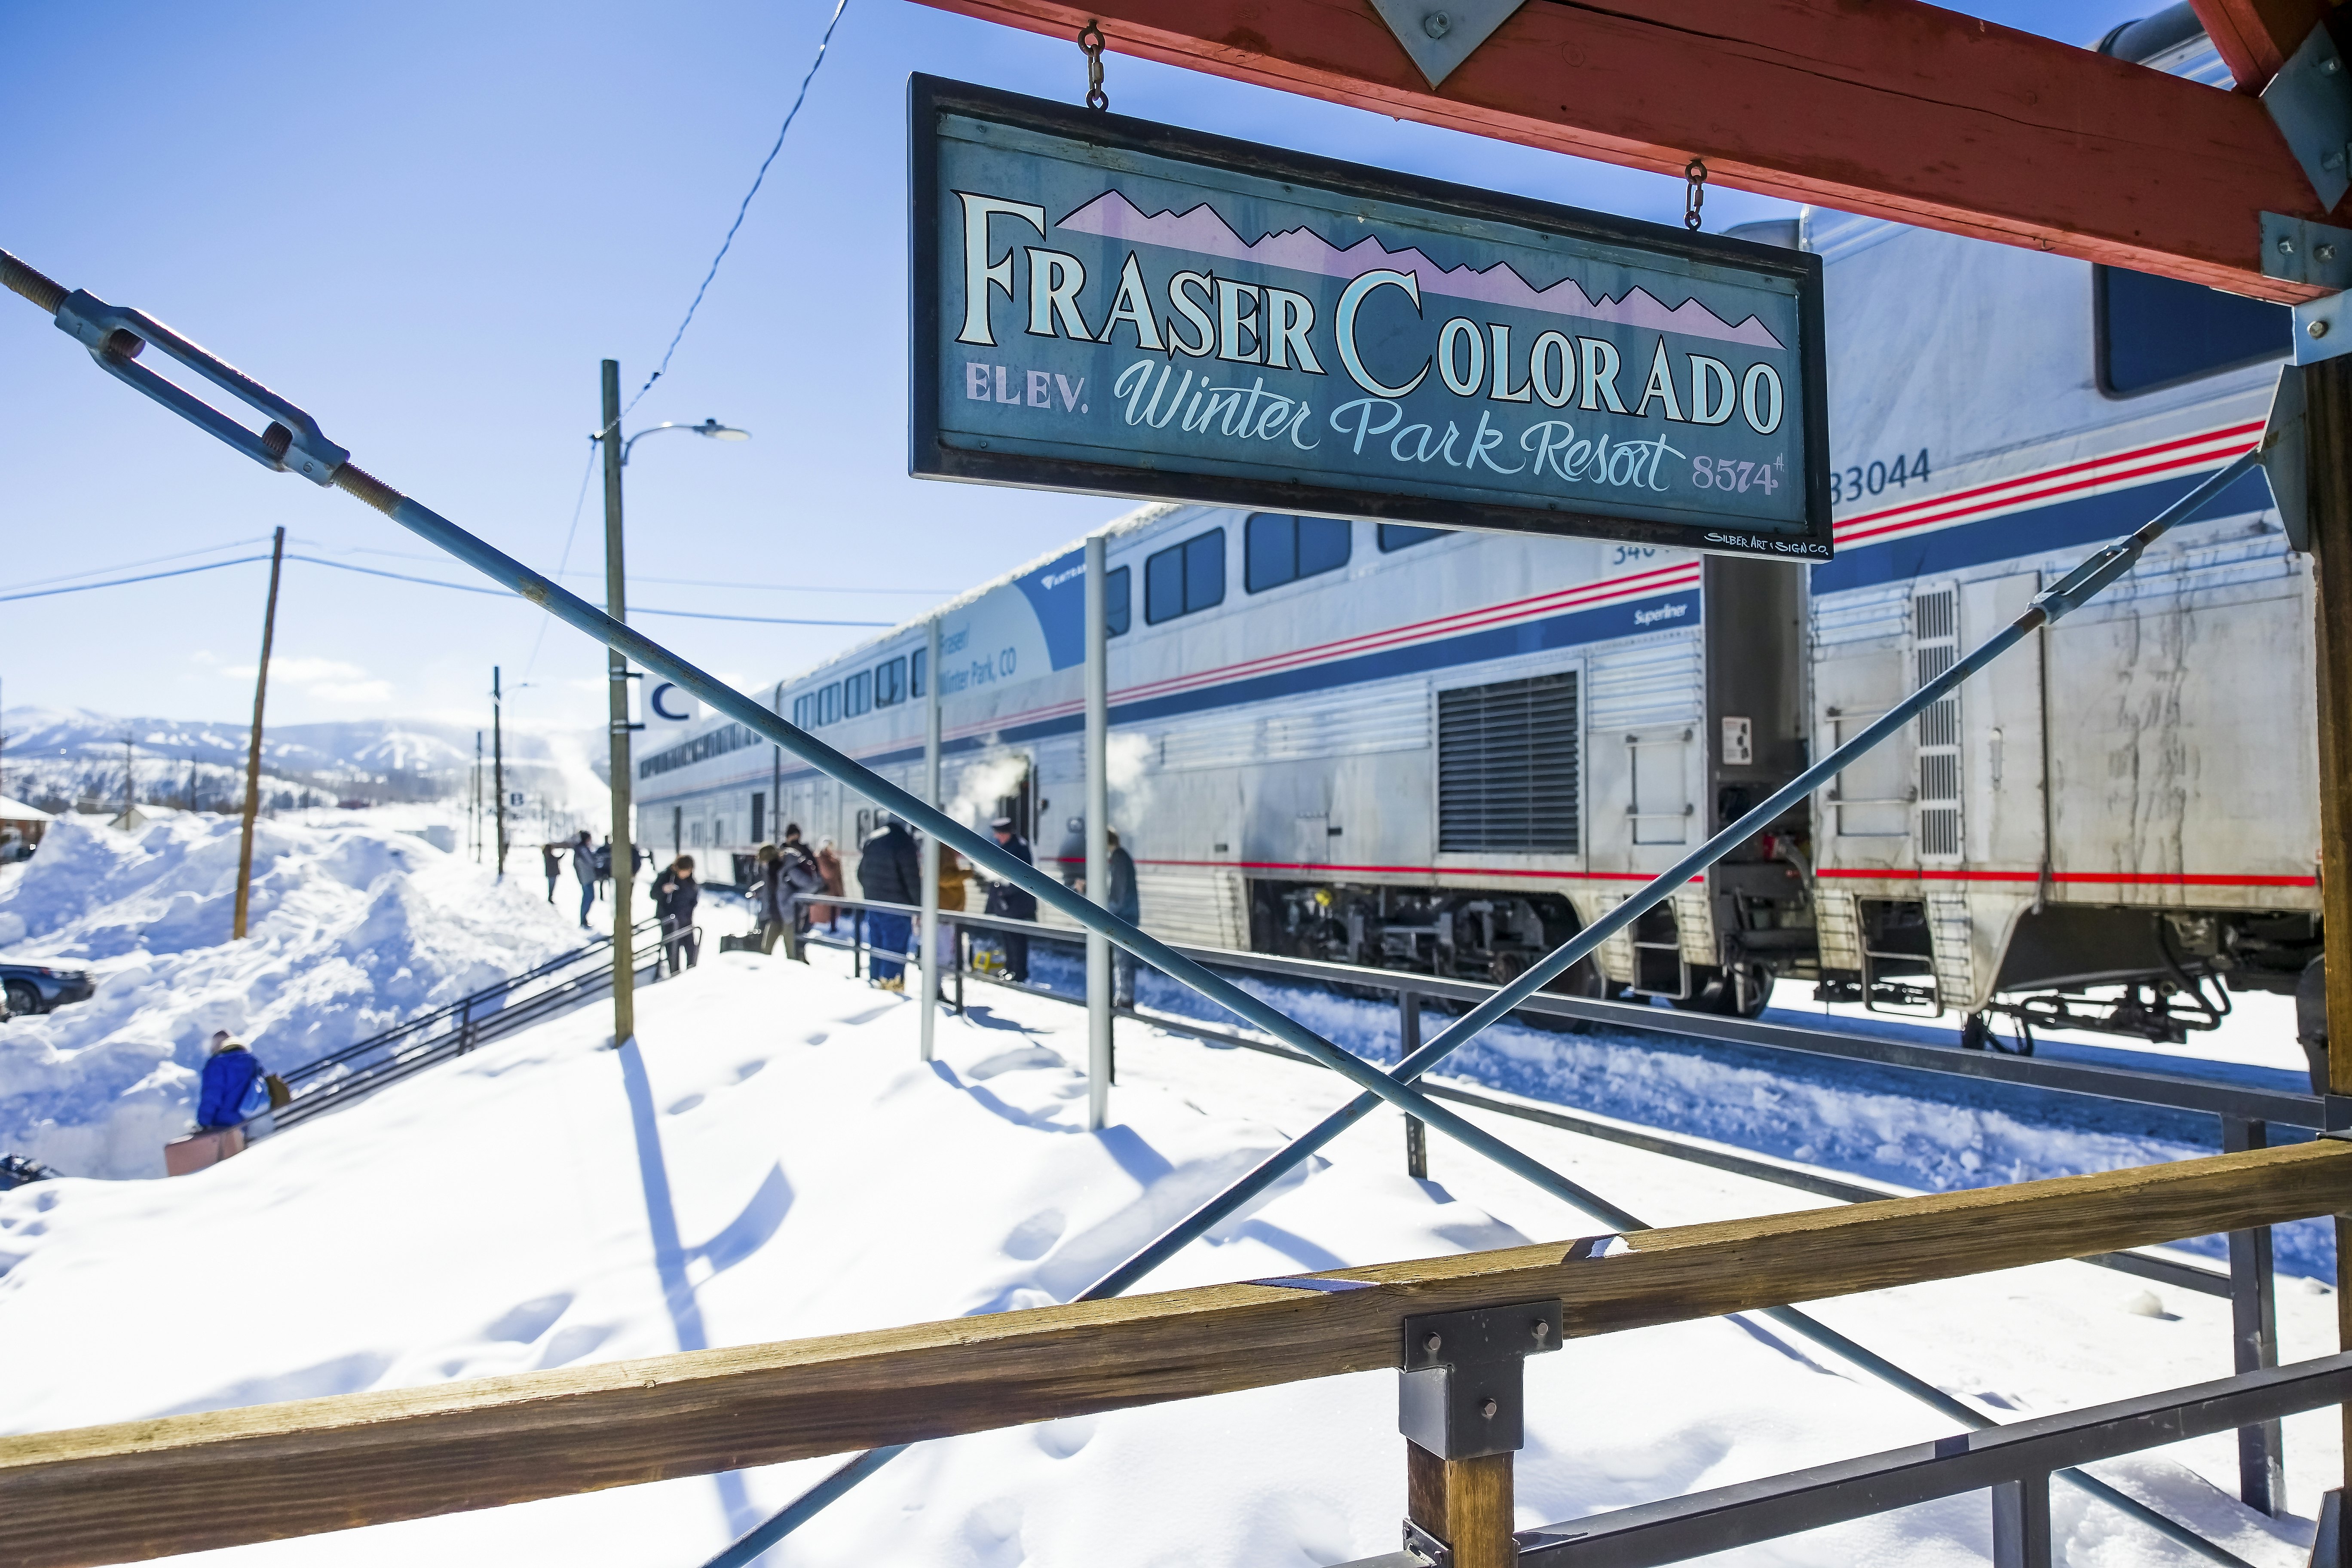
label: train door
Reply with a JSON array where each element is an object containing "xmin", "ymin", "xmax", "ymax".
[{"xmin": 1959, "ymin": 572, "xmax": 2046, "ymax": 869}]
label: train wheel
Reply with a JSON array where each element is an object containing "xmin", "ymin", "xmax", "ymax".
[{"xmin": 1676, "ymin": 965, "xmax": 1774, "ymax": 1018}]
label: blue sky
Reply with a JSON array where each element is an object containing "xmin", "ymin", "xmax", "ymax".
[{"xmin": 1, "ymin": 0, "xmax": 2153, "ymax": 738}]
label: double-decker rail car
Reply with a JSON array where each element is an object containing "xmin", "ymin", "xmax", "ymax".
[{"xmin": 635, "ymin": 3, "xmax": 2315, "ymax": 1045}]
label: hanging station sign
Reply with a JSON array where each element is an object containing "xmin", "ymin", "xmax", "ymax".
[{"xmin": 910, "ymin": 76, "xmax": 1830, "ymax": 558}]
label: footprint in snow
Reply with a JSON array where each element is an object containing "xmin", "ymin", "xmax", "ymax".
[
  {"xmin": 1035, "ymin": 1414, "xmax": 1097, "ymax": 1458},
  {"xmin": 666, "ymin": 1093, "xmax": 704, "ymax": 1115},
  {"xmin": 485, "ymin": 1293, "xmax": 573, "ymax": 1344},
  {"xmin": 1002, "ymin": 1208, "xmax": 1066, "ymax": 1260}
]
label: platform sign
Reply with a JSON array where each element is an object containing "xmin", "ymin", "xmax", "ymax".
[{"xmin": 911, "ymin": 76, "xmax": 1830, "ymax": 558}]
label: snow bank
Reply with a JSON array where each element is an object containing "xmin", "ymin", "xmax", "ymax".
[
  {"xmin": 0, "ymin": 813, "xmax": 587, "ymax": 1178},
  {"xmin": 0, "ymin": 949, "xmax": 2332, "ymax": 1566}
]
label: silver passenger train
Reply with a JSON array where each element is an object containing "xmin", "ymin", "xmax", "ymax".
[{"xmin": 637, "ymin": 6, "xmax": 2317, "ymax": 1047}]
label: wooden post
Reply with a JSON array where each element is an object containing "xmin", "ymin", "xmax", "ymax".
[
  {"xmin": 1407, "ymin": 1442, "xmax": 1515, "ymax": 1568},
  {"xmin": 2306, "ymin": 353, "xmax": 2352, "ymax": 1507},
  {"xmin": 231, "ymin": 527, "xmax": 285, "ymax": 940}
]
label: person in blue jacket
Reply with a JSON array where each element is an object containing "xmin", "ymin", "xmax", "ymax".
[{"xmin": 196, "ymin": 1031, "xmax": 269, "ymax": 1131}]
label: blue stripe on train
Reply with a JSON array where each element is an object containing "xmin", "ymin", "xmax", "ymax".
[{"xmin": 1809, "ymin": 466, "xmax": 2273, "ymax": 594}]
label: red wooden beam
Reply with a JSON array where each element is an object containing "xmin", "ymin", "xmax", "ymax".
[
  {"xmin": 910, "ymin": 0, "xmax": 2336, "ymax": 301},
  {"xmin": 2187, "ymin": 0, "xmax": 2332, "ymax": 92}
]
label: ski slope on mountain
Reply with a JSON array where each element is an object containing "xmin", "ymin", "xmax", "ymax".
[
  {"xmin": 0, "ymin": 812, "xmax": 585, "ymax": 1178},
  {"xmin": 0, "ymin": 938, "xmax": 2336, "ymax": 1568}
]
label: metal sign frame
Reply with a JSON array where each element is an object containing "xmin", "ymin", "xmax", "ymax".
[{"xmin": 908, "ymin": 74, "xmax": 1832, "ymax": 557}]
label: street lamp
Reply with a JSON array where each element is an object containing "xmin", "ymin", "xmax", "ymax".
[
  {"xmin": 620, "ymin": 417, "xmax": 751, "ymax": 466},
  {"xmin": 594, "ymin": 372, "xmax": 750, "ymax": 1050}
]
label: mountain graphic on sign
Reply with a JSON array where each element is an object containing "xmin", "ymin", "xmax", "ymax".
[{"xmin": 1057, "ymin": 190, "xmax": 1785, "ymax": 351}]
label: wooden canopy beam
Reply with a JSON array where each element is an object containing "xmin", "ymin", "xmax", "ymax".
[
  {"xmin": 3, "ymin": 1140, "xmax": 2347, "ymax": 1568},
  {"xmin": 906, "ymin": 0, "xmax": 2337, "ymax": 302},
  {"xmin": 2188, "ymin": 0, "xmax": 2336, "ymax": 92}
]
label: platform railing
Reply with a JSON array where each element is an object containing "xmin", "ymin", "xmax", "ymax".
[
  {"xmin": 0, "ymin": 1138, "xmax": 2341, "ymax": 1568},
  {"xmin": 256, "ymin": 916, "xmax": 670, "ymax": 1132}
]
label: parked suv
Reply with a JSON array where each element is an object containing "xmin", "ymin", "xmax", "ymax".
[{"xmin": 1, "ymin": 963, "xmax": 93, "ymax": 1016}]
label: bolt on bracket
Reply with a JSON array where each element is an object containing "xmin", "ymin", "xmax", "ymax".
[
  {"xmin": 1398, "ymin": 1298, "xmax": 1564, "ymax": 1461},
  {"xmin": 1364, "ymin": 0, "xmax": 1526, "ymax": 88}
]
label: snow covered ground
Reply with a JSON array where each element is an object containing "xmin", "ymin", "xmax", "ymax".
[
  {"xmin": 0, "ymin": 810, "xmax": 589, "ymax": 1178},
  {"xmin": 0, "ymin": 930, "xmax": 2337, "ymax": 1567}
]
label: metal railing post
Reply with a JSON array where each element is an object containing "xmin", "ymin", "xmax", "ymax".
[
  {"xmin": 955, "ymin": 924, "xmax": 966, "ymax": 1014},
  {"xmin": 1991, "ymin": 1472, "xmax": 2054, "ymax": 1568},
  {"xmin": 919, "ymin": 616, "xmax": 943, "ymax": 1060},
  {"xmin": 2223, "ymin": 1115, "xmax": 2285, "ymax": 1515},
  {"xmin": 1401, "ymin": 990, "xmax": 1427, "ymax": 1180},
  {"xmin": 1084, "ymin": 530, "xmax": 1111, "ymax": 1130},
  {"xmin": 456, "ymin": 996, "xmax": 473, "ymax": 1056}
]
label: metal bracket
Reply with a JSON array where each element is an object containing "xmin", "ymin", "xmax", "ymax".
[
  {"xmin": 2263, "ymin": 364, "xmax": 2310, "ymax": 549},
  {"xmin": 2260, "ymin": 213, "xmax": 2352, "ymax": 292},
  {"xmin": 2325, "ymin": 1095, "xmax": 2352, "ymax": 1134},
  {"xmin": 1397, "ymin": 1298, "xmax": 1563, "ymax": 1460},
  {"xmin": 2263, "ymin": 23, "xmax": 2352, "ymax": 212},
  {"xmin": 1401, "ymin": 1518, "xmax": 1452, "ymax": 1567},
  {"xmin": 50, "ymin": 289, "xmax": 348, "ymax": 484},
  {"xmin": 1365, "ymin": 0, "xmax": 1526, "ymax": 88}
]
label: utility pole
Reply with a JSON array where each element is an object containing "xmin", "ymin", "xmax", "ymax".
[
  {"xmin": 602, "ymin": 359, "xmax": 638, "ymax": 1047},
  {"xmin": 232, "ymin": 527, "xmax": 285, "ymax": 940},
  {"xmin": 492, "ymin": 666, "xmax": 507, "ymax": 879},
  {"xmin": 473, "ymin": 730, "xmax": 483, "ymax": 862},
  {"xmin": 121, "ymin": 735, "xmax": 134, "ymax": 820}
]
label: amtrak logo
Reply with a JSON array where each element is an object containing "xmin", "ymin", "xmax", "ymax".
[{"xmin": 646, "ymin": 682, "xmax": 701, "ymax": 726}]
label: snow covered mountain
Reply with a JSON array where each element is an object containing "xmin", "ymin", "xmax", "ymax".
[{"xmin": 0, "ymin": 706, "xmax": 603, "ymax": 812}]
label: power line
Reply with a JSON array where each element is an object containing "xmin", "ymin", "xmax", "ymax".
[
  {"xmin": 521, "ymin": 442, "xmax": 606, "ymax": 683},
  {"xmin": 10, "ymin": 537, "xmax": 274, "ymax": 592},
  {"xmin": 0, "ymin": 548, "xmax": 894, "ymax": 625},
  {"xmin": 625, "ymin": 0, "xmax": 853, "ymax": 416},
  {"xmin": 0, "ymin": 556, "xmax": 270, "ymax": 602}
]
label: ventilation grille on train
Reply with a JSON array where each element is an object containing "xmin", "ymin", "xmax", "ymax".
[
  {"xmin": 1913, "ymin": 586, "xmax": 1963, "ymax": 859},
  {"xmin": 1437, "ymin": 673, "xmax": 1580, "ymax": 854}
]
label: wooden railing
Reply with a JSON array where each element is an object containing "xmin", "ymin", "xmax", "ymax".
[{"xmin": 3, "ymin": 1139, "xmax": 2346, "ymax": 1568}]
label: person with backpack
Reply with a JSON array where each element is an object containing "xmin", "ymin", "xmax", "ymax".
[
  {"xmin": 539, "ymin": 842, "xmax": 564, "ymax": 904},
  {"xmin": 856, "ymin": 815, "xmax": 923, "ymax": 990},
  {"xmin": 652, "ymin": 856, "xmax": 700, "ymax": 976},
  {"xmin": 196, "ymin": 1031, "xmax": 274, "ymax": 1132},
  {"xmin": 593, "ymin": 836, "xmax": 614, "ymax": 900}
]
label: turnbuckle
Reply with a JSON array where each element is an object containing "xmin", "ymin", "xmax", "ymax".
[{"xmin": 51, "ymin": 288, "xmax": 348, "ymax": 484}]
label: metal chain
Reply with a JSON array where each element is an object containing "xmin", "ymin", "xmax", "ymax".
[
  {"xmin": 1684, "ymin": 156, "xmax": 1707, "ymax": 232},
  {"xmin": 1079, "ymin": 20, "xmax": 1108, "ymax": 111}
]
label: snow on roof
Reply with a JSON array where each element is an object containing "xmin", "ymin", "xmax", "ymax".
[{"xmin": 0, "ymin": 795, "xmax": 53, "ymax": 822}]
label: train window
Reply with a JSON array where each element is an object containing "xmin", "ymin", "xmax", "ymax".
[
  {"xmin": 875, "ymin": 657, "xmax": 906, "ymax": 707},
  {"xmin": 2096, "ymin": 266, "xmax": 2288, "ymax": 395},
  {"xmin": 1145, "ymin": 528, "xmax": 1225, "ymax": 623},
  {"xmin": 844, "ymin": 671, "xmax": 872, "ymax": 717},
  {"xmin": 911, "ymin": 647, "xmax": 927, "ymax": 698},
  {"xmin": 1436, "ymin": 673, "xmax": 1580, "ymax": 854},
  {"xmin": 791, "ymin": 695, "xmax": 813, "ymax": 730},
  {"xmin": 1245, "ymin": 513, "xmax": 1352, "ymax": 593},
  {"xmin": 818, "ymin": 683, "xmax": 840, "ymax": 725},
  {"xmin": 1105, "ymin": 564, "xmax": 1131, "ymax": 637},
  {"xmin": 1378, "ymin": 523, "xmax": 1449, "ymax": 552}
]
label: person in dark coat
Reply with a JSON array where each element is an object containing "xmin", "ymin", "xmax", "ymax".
[
  {"xmin": 984, "ymin": 816, "xmax": 1038, "ymax": 982},
  {"xmin": 539, "ymin": 842, "xmax": 564, "ymax": 904},
  {"xmin": 1106, "ymin": 829, "xmax": 1142, "ymax": 1008},
  {"xmin": 571, "ymin": 830, "xmax": 597, "ymax": 928},
  {"xmin": 652, "ymin": 856, "xmax": 701, "ymax": 976},
  {"xmin": 856, "ymin": 816, "xmax": 922, "ymax": 990},
  {"xmin": 196, "ymin": 1031, "xmax": 268, "ymax": 1131}
]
